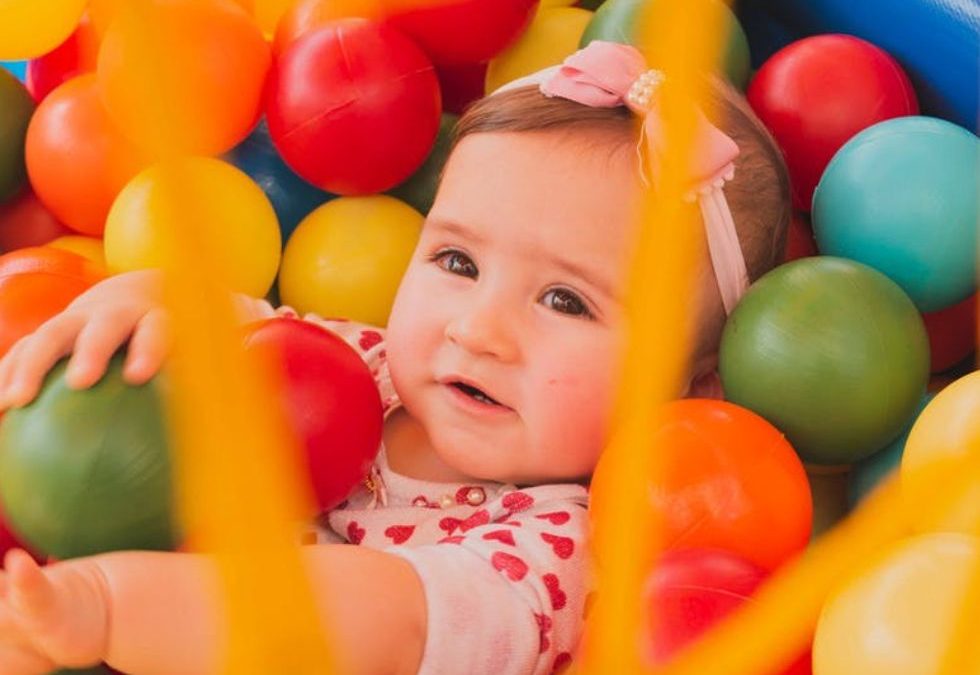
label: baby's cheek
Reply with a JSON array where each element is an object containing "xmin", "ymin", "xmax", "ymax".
[{"xmin": 537, "ymin": 366, "xmax": 616, "ymax": 473}]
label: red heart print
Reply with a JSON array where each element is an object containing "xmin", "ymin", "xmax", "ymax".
[
  {"xmin": 439, "ymin": 517, "xmax": 463, "ymax": 534},
  {"xmin": 482, "ymin": 530, "xmax": 516, "ymax": 547},
  {"xmin": 492, "ymin": 513, "xmax": 524, "ymax": 526},
  {"xmin": 540, "ymin": 533, "xmax": 574, "ymax": 559},
  {"xmin": 552, "ymin": 652, "xmax": 572, "ymax": 673},
  {"xmin": 543, "ymin": 573, "xmax": 566, "ymax": 610},
  {"xmin": 534, "ymin": 613, "xmax": 552, "ymax": 653},
  {"xmin": 491, "ymin": 552, "xmax": 529, "ymax": 582},
  {"xmin": 384, "ymin": 525, "xmax": 415, "ymax": 544},
  {"xmin": 535, "ymin": 511, "xmax": 570, "ymax": 526},
  {"xmin": 459, "ymin": 509, "xmax": 490, "ymax": 532},
  {"xmin": 347, "ymin": 521, "xmax": 365, "ymax": 545},
  {"xmin": 502, "ymin": 491, "xmax": 534, "ymax": 513},
  {"xmin": 358, "ymin": 330, "xmax": 383, "ymax": 351},
  {"xmin": 439, "ymin": 535, "xmax": 465, "ymax": 545}
]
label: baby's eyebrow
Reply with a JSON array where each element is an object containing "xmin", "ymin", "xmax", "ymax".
[
  {"xmin": 425, "ymin": 218, "xmax": 486, "ymax": 244},
  {"xmin": 545, "ymin": 253, "xmax": 619, "ymax": 302}
]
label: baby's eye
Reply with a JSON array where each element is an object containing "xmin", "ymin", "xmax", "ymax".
[
  {"xmin": 541, "ymin": 288, "xmax": 593, "ymax": 319},
  {"xmin": 431, "ymin": 249, "xmax": 478, "ymax": 279}
]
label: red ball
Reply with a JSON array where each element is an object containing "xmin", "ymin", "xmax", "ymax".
[
  {"xmin": 645, "ymin": 548, "xmax": 812, "ymax": 674},
  {"xmin": 436, "ymin": 61, "xmax": 488, "ymax": 115},
  {"xmin": 923, "ymin": 293, "xmax": 976, "ymax": 373},
  {"xmin": 26, "ymin": 11, "xmax": 100, "ymax": 102},
  {"xmin": 783, "ymin": 212, "xmax": 817, "ymax": 263},
  {"xmin": 747, "ymin": 34, "xmax": 918, "ymax": 212},
  {"xmin": 0, "ymin": 190, "xmax": 72, "ymax": 253},
  {"xmin": 243, "ymin": 318, "xmax": 383, "ymax": 512},
  {"xmin": 266, "ymin": 19, "xmax": 441, "ymax": 195},
  {"xmin": 389, "ymin": 0, "xmax": 538, "ymax": 65},
  {"xmin": 0, "ymin": 502, "xmax": 41, "ymax": 562}
]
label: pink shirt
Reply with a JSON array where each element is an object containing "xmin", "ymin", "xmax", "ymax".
[{"xmin": 256, "ymin": 305, "xmax": 590, "ymax": 674}]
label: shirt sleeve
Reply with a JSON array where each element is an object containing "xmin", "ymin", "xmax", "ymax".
[{"xmin": 388, "ymin": 491, "xmax": 588, "ymax": 675}]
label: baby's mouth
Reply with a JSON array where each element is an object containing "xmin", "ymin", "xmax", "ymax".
[{"xmin": 450, "ymin": 381, "xmax": 503, "ymax": 407}]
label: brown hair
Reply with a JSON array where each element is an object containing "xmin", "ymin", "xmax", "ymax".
[{"xmin": 452, "ymin": 80, "xmax": 791, "ymax": 284}]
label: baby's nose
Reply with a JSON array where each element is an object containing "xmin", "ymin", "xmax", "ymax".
[{"xmin": 444, "ymin": 297, "xmax": 519, "ymax": 362}]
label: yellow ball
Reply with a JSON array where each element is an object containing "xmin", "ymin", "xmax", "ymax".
[
  {"xmin": 104, "ymin": 157, "xmax": 281, "ymax": 298},
  {"xmin": 279, "ymin": 195, "xmax": 423, "ymax": 327},
  {"xmin": 0, "ymin": 0, "xmax": 87, "ymax": 59},
  {"xmin": 813, "ymin": 533, "xmax": 979, "ymax": 675},
  {"xmin": 901, "ymin": 370, "xmax": 980, "ymax": 534},
  {"xmin": 486, "ymin": 7, "xmax": 594, "ymax": 93},
  {"xmin": 48, "ymin": 235, "xmax": 107, "ymax": 270}
]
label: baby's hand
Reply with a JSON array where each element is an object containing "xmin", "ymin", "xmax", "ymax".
[
  {"xmin": 0, "ymin": 550, "xmax": 109, "ymax": 674},
  {"xmin": 0, "ymin": 270, "xmax": 169, "ymax": 411}
]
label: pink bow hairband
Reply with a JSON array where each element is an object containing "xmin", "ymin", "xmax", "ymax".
[{"xmin": 493, "ymin": 41, "xmax": 749, "ymax": 315}]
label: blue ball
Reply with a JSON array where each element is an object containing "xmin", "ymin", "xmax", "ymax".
[
  {"xmin": 813, "ymin": 116, "xmax": 979, "ymax": 312},
  {"xmin": 0, "ymin": 61, "xmax": 27, "ymax": 83},
  {"xmin": 225, "ymin": 119, "xmax": 336, "ymax": 244},
  {"xmin": 847, "ymin": 392, "xmax": 935, "ymax": 507}
]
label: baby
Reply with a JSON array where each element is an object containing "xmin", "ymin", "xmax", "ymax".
[{"xmin": 0, "ymin": 42, "xmax": 789, "ymax": 675}]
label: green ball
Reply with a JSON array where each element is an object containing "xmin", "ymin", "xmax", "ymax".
[
  {"xmin": 719, "ymin": 257, "xmax": 929, "ymax": 465},
  {"xmin": 389, "ymin": 113, "xmax": 458, "ymax": 215},
  {"xmin": 0, "ymin": 67, "xmax": 35, "ymax": 203},
  {"xmin": 579, "ymin": 0, "xmax": 751, "ymax": 89},
  {"xmin": 0, "ymin": 355, "xmax": 177, "ymax": 559}
]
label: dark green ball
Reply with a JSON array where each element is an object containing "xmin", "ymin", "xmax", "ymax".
[
  {"xmin": 579, "ymin": 0, "xmax": 751, "ymax": 89},
  {"xmin": 388, "ymin": 113, "xmax": 458, "ymax": 215},
  {"xmin": 0, "ymin": 354, "xmax": 177, "ymax": 559},
  {"xmin": 719, "ymin": 257, "xmax": 929, "ymax": 465},
  {"xmin": 0, "ymin": 68, "xmax": 35, "ymax": 203}
]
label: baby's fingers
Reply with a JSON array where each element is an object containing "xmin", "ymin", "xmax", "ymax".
[
  {"xmin": 4, "ymin": 550, "xmax": 56, "ymax": 629},
  {"xmin": 65, "ymin": 311, "xmax": 142, "ymax": 389},
  {"xmin": 123, "ymin": 308, "xmax": 171, "ymax": 385},
  {"xmin": 0, "ymin": 315, "xmax": 84, "ymax": 409}
]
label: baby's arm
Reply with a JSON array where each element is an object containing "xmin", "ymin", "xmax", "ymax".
[{"xmin": 0, "ymin": 546, "xmax": 426, "ymax": 675}]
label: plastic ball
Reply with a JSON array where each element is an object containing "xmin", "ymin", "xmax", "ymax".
[
  {"xmin": 848, "ymin": 393, "xmax": 934, "ymax": 507},
  {"xmin": 25, "ymin": 11, "xmax": 100, "ymax": 102},
  {"xmin": 0, "ymin": 190, "xmax": 72, "ymax": 252},
  {"xmin": 782, "ymin": 212, "xmax": 817, "ymax": 263},
  {"xmin": 901, "ymin": 371, "xmax": 980, "ymax": 534},
  {"xmin": 225, "ymin": 119, "xmax": 336, "ymax": 244},
  {"xmin": 0, "ymin": 61, "xmax": 28, "ymax": 82},
  {"xmin": 486, "ymin": 6, "xmax": 593, "ymax": 93},
  {"xmin": 645, "ymin": 548, "xmax": 812, "ymax": 674},
  {"xmin": 748, "ymin": 35, "xmax": 918, "ymax": 212},
  {"xmin": 436, "ymin": 61, "xmax": 488, "ymax": 116},
  {"xmin": 0, "ymin": 354, "xmax": 176, "ymax": 559},
  {"xmin": 104, "ymin": 157, "xmax": 281, "ymax": 299},
  {"xmin": 243, "ymin": 318, "xmax": 383, "ymax": 512},
  {"xmin": 47, "ymin": 235, "xmax": 106, "ymax": 269},
  {"xmin": 25, "ymin": 75, "xmax": 149, "ymax": 237},
  {"xmin": 0, "ymin": 502, "xmax": 41, "ymax": 562},
  {"xmin": 922, "ymin": 294, "xmax": 976, "ymax": 373},
  {"xmin": 0, "ymin": 68, "xmax": 34, "ymax": 203},
  {"xmin": 272, "ymin": 0, "xmax": 384, "ymax": 56},
  {"xmin": 0, "ymin": 0, "xmax": 87, "ymax": 60},
  {"xmin": 579, "ymin": 0, "xmax": 751, "ymax": 89},
  {"xmin": 279, "ymin": 195, "xmax": 423, "ymax": 326},
  {"xmin": 720, "ymin": 257, "xmax": 929, "ymax": 465},
  {"xmin": 389, "ymin": 0, "xmax": 539, "ymax": 65},
  {"xmin": 389, "ymin": 113, "xmax": 458, "ymax": 215},
  {"xmin": 97, "ymin": 0, "xmax": 270, "ymax": 155},
  {"xmin": 590, "ymin": 399, "xmax": 813, "ymax": 571},
  {"xmin": 266, "ymin": 19, "xmax": 441, "ymax": 195},
  {"xmin": 813, "ymin": 533, "xmax": 978, "ymax": 675},
  {"xmin": 0, "ymin": 246, "xmax": 106, "ymax": 357},
  {"xmin": 813, "ymin": 117, "xmax": 978, "ymax": 312}
]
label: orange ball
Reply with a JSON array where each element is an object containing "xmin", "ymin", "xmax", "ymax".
[
  {"xmin": 96, "ymin": 0, "xmax": 270, "ymax": 156},
  {"xmin": 25, "ymin": 75, "xmax": 149, "ymax": 236},
  {"xmin": 273, "ymin": 0, "xmax": 383, "ymax": 56},
  {"xmin": 0, "ymin": 247, "xmax": 106, "ymax": 357},
  {"xmin": 590, "ymin": 399, "xmax": 813, "ymax": 571}
]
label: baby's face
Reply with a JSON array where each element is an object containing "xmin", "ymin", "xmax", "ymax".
[{"xmin": 385, "ymin": 131, "xmax": 642, "ymax": 484}]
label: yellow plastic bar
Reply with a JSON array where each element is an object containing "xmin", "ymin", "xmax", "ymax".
[{"xmin": 578, "ymin": 1, "xmax": 729, "ymax": 672}]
